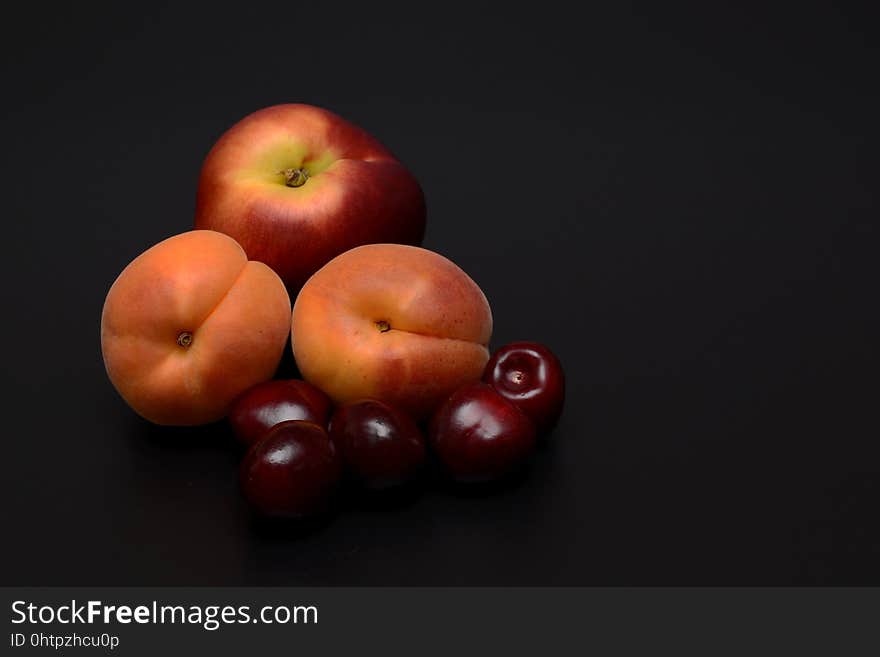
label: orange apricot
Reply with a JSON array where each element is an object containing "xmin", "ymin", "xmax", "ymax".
[{"xmin": 101, "ymin": 230, "xmax": 291, "ymax": 425}]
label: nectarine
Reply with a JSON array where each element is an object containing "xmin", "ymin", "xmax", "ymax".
[
  {"xmin": 194, "ymin": 104, "xmax": 425, "ymax": 292},
  {"xmin": 101, "ymin": 230, "xmax": 291, "ymax": 425},
  {"xmin": 291, "ymin": 244, "xmax": 492, "ymax": 418}
]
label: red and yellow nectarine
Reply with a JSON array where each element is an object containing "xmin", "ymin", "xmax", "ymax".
[{"xmin": 194, "ymin": 104, "xmax": 425, "ymax": 292}]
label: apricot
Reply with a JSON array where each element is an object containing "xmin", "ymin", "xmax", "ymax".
[
  {"xmin": 101, "ymin": 230, "xmax": 291, "ymax": 425},
  {"xmin": 291, "ymin": 244, "xmax": 492, "ymax": 419}
]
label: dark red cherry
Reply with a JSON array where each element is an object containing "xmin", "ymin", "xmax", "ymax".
[
  {"xmin": 240, "ymin": 420, "xmax": 341, "ymax": 518},
  {"xmin": 329, "ymin": 400, "xmax": 426, "ymax": 489},
  {"xmin": 229, "ymin": 379, "xmax": 332, "ymax": 446},
  {"xmin": 429, "ymin": 382, "xmax": 537, "ymax": 482},
  {"xmin": 483, "ymin": 342, "xmax": 565, "ymax": 433}
]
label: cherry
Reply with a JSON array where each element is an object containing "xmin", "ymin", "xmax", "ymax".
[
  {"xmin": 429, "ymin": 382, "xmax": 537, "ymax": 482},
  {"xmin": 239, "ymin": 420, "xmax": 341, "ymax": 518},
  {"xmin": 329, "ymin": 400, "xmax": 426, "ymax": 489},
  {"xmin": 229, "ymin": 379, "xmax": 332, "ymax": 446},
  {"xmin": 483, "ymin": 341, "xmax": 565, "ymax": 433}
]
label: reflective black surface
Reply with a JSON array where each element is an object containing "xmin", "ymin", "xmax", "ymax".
[{"xmin": 2, "ymin": 2, "xmax": 878, "ymax": 584}]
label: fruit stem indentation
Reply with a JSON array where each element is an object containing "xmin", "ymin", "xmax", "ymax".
[
  {"xmin": 375, "ymin": 320, "xmax": 391, "ymax": 333},
  {"xmin": 280, "ymin": 167, "xmax": 309, "ymax": 187},
  {"xmin": 177, "ymin": 331, "xmax": 194, "ymax": 348}
]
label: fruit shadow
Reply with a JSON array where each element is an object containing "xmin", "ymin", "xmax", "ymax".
[
  {"xmin": 432, "ymin": 462, "xmax": 534, "ymax": 499},
  {"xmin": 245, "ymin": 508, "xmax": 338, "ymax": 540},
  {"xmin": 338, "ymin": 475, "xmax": 429, "ymax": 513},
  {"xmin": 243, "ymin": 476, "xmax": 431, "ymax": 541},
  {"xmin": 274, "ymin": 342, "xmax": 301, "ymax": 379},
  {"xmin": 127, "ymin": 415, "xmax": 237, "ymax": 450}
]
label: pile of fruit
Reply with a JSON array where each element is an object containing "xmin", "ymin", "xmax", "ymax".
[{"xmin": 100, "ymin": 104, "xmax": 565, "ymax": 519}]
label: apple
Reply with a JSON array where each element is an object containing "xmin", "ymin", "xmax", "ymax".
[
  {"xmin": 240, "ymin": 420, "xmax": 341, "ymax": 518},
  {"xmin": 483, "ymin": 342, "xmax": 565, "ymax": 433},
  {"xmin": 292, "ymin": 243, "xmax": 493, "ymax": 419},
  {"xmin": 194, "ymin": 103, "xmax": 426, "ymax": 291},
  {"xmin": 329, "ymin": 400, "xmax": 426, "ymax": 489},
  {"xmin": 429, "ymin": 382, "xmax": 537, "ymax": 482},
  {"xmin": 228, "ymin": 379, "xmax": 332, "ymax": 446}
]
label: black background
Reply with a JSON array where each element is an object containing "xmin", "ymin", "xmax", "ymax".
[{"xmin": 1, "ymin": 2, "xmax": 877, "ymax": 585}]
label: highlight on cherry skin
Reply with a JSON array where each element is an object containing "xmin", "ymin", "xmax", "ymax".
[{"xmin": 329, "ymin": 399, "xmax": 426, "ymax": 489}]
